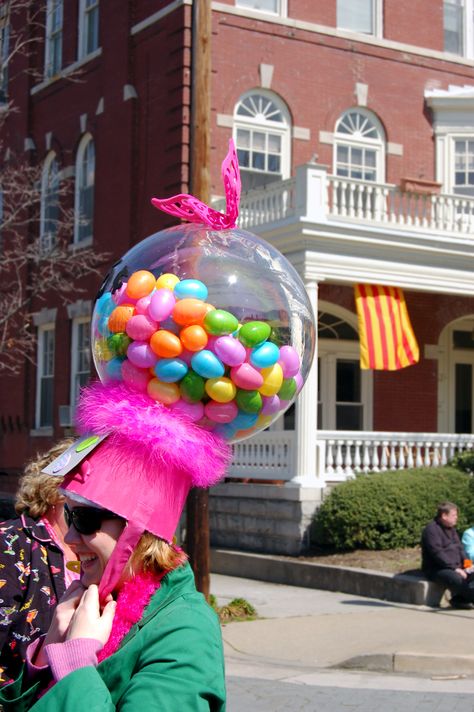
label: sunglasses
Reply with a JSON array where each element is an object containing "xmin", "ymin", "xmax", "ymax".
[{"xmin": 64, "ymin": 503, "xmax": 122, "ymax": 535}]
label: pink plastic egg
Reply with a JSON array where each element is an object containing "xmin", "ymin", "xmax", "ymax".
[
  {"xmin": 148, "ymin": 289, "xmax": 176, "ymax": 322},
  {"xmin": 135, "ymin": 294, "xmax": 154, "ymax": 315},
  {"xmin": 170, "ymin": 400, "xmax": 204, "ymax": 422},
  {"xmin": 121, "ymin": 360, "xmax": 150, "ymax": 392},
  {"xmin": 204, "ymin": 400, "xmax": 238, "ymax": 423},
  {"xmin": 278, "ymin": 345, "xmax": 301, "ymax": 378},
  {"xmin": 125, "ymin": 314, "xmax": 158, "ymax": 341},
  {"xmin": 230, "ymin": 363, "xmax": 264, "ymax": 390}
]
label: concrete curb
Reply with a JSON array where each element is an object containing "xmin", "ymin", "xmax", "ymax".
[
  {"xmin": 211, "ymin": 548, "xmax": 447, "ymax": 607},
  {"xmin": 340, "ymin": 652, "xmax": 474, "ymax": 676}
]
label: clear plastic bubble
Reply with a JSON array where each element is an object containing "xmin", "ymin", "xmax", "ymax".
[{"xmin": 92, "ymin": 223, "xmax": 315, "ymax": 443}]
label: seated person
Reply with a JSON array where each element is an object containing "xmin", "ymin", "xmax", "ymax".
[
  {"xmin": 0, "ymin": 439, "xmax": 78, "ymax": 686},
  {"xmin": 462, "ymin": 525, "xmax": 474, "ymax": 561},
  {"xmin": 421, "ymin": 501, "xmax": 474, "ymax": 609}
]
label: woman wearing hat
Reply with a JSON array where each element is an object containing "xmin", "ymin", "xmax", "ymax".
[{"xmin": 0, "ymin": 381, "xmax": 230, "ymax": 711}]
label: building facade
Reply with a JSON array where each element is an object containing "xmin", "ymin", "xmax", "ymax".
[{"xmin": 1, "ymin": 0, "xmax": 474, "ymax": 551}]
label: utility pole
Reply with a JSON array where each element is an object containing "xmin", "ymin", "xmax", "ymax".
[{"xmin": 186, "ymin": 0, "xmax": 212, "ymax": 598}]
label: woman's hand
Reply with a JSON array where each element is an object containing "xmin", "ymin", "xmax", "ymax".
[
  {"xmin": 66, "ymin": 585, "xmax": 116, "ymax": 646},
  {"xmin": 34, "ymin": 580, "xmax": 86, "ymax": 666}
]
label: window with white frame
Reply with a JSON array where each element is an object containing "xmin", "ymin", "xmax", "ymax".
[
  {"xmin": 235, "ymin": 0, "xmax": 285, "ymax": 14},
  {"xmin": 337, "ymin": 0, "xmax": 382, "ymax": 36},
  {"xmin": 36, "ymin": 325, "xmax": 55, "ymax": 429},
  {"xmin": 443, "ymin": 0, "xmax": 474, "ymax": 57},
  {"xmin": 45, "ymin": 0, "xmax": 63, "ymax": 78},
  {"xmin": 78, "ymin": 0, "xmax": 99, "ymax": 59},
  {"xmin": 74, "ymin": 134, "xmax": 95, "ymax": 244},
  {"xmin": 233, "ymin": 91, "xmax": 291, "ymax": 192},
  {"xmin": 71, "ymin": 317, "xmax": 90, "ymax": 406},
  {"xmin": 40, "ymin": 153, "xmax": 60, "ymax": 252},
  {"xmin": 0, "ymin": 6, "xmax": 9, "ymax": 102},
  {"xmin": 334, "ymin": 109, "xmax": 385, "ymax": 182},
  {"xmin": 452, "ymin": 138, "xmax": 474, "ymax": 196}
]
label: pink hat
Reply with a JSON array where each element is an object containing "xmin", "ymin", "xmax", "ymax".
[{"xmin": 46, "ymin": 381, "xmax": 230, "ymax": 599}]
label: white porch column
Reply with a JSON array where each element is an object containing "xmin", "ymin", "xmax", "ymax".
[{"xmin": 292, "ymin": 280, "xmax": 323, "ymax": 487}]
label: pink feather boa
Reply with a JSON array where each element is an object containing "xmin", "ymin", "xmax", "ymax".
[{"xmin": 97, "ymin": 569, "xmax": 166, "ymax": 662}]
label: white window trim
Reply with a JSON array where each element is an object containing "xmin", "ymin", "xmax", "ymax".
[
  {"xmin": 235, "ymin": 0, "xmax": 288, "ymax": 18},
  {"xmin": 70, "ymin": 316, "xmax": 91, "ymax": 407},
  {"xmin": 233, "ymin": 88, "xmax": 291, "ymax": 185},
  {"xmin": 44, "ymin": 0, "xmax": 63, "ymax": 79},
  {"xmin": 337, "ymin": 0, "xmax": 383, "ymax": 38},
  {"xmin": 78, "ymin": 0, "xmax": 99, "ymax": 60},
  {"xmin": 40, "ymin": 151, "xmax": 59, "ymax": 252},
  {"xmin": 74, "ymin": 133, "xmax": 94, "ymax": 244},
  {"xmin": 333, "ymin": 108, "xmax": 386, "ymax": 183},
  {"xmin": 444, "ymin": 0, "xmax": 474, "ymax": 59},
  {"xmin": 35, "ymin": 323, "xmax": 55, "ymax": 431},
  {"xmin": 437, "ymin": 316, "xmax": 474, "ymax": 432}
]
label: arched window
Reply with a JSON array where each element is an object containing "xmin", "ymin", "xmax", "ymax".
[
  {"xmin": 334, "ymin": 108, "xmax": 385, "ymax": 182},
  {"xmin": 74, "ymin": 134, "xmax": 95, "ymax": 244},
  {"xmin": 40, "ymin": 152, "xmax": 59, "ymax": 252},
  {"xmin": 233, "ymin": 90, "xmax": 291, "ymax": 191}
]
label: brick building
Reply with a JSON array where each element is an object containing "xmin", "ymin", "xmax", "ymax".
[{"xmin": 1, "ymin": 0, "xmax": 474, "ymax": 552}]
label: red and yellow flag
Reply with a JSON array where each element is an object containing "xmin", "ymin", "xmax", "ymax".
[{"xmin": 354, "ymin": 284, "xmax": 420, "ymax": 370}]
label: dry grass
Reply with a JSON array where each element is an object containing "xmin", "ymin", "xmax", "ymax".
[{"xmin": 297, "ymin": 546, "xmax": 422, "ymax": 574}]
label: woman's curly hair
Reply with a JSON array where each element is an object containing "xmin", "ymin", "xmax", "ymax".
[{"xmin": 15, "ymin": 438, "xmax": 75, "ymax": 518}]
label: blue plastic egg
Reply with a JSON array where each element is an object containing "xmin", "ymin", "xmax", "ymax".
[
  {"xmin": 191, "ymin": 350, "xmax": 225, "ymax": 379},
  {"xmin": 250, "ymin": 341, "xmax": 280, "ymax": 369},
  {"xmin": 154, "ymin": 358, "xmax": 188, "ymax": 383},
  {"xmin": 174, "ymin": 279, "xmax": 208, "ymax": 301}
]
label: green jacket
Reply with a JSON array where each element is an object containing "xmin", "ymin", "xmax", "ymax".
[{"xmin": 0, "ymin": 563, "xmax": 226, "ymax": 711}]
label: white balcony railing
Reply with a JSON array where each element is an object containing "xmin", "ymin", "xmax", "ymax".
[
  {"xmin": 229, "ymin": 430, "xmax": 474, "ymax": 486},
  {"xmin": 218, "ymin": 168, "xmax": 474, "ymax": 237}
]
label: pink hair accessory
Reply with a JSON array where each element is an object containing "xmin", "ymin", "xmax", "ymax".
[{"xmin": 151, "ymin": 138, "xmax": 241, "ymax": 230}]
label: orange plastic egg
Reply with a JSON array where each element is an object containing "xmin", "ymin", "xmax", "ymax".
[
  {"xmin": 172, "ymin": 298, "xmax": 210, "ymax": 327},
  {"xmin": 150, "ymin": 330, "xmax": 183, "ymax": 358},
  {"xmin": 147, "ymin": 378, "xmax": 180, "ymax": 405},
  {"xmin": 108, "ymin": 305, "xmax": 135, "ymax": 333},
  {"xmin": 180, "ymin": 325, "xmax": 208, "ymax": 352},
  {"xmin": 126, "ymin": 270, "xmax": 156, "ymax": 300}
]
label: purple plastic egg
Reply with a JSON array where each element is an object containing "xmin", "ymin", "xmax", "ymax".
[
  {"xmin": 261, "ymin": 394, "xmax": 282, "ymax": 416},
  {"xmin": 214, "ymin": 335, "xmax": 246, "ymax": 367},
  {"xmin": 127, "ymin": 341, "xmax": 157, "ymax": 368}
]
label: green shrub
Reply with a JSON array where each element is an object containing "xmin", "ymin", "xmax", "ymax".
[
  {"xmin": 312, "ymin": 467, "xmax": 472, "ymax": 551},
  {"xmin": 451, "ymin": 451, "xmax": 474, "ymax": 474}
]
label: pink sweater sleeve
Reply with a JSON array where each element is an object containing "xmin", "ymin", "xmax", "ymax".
[
  {"xmin": 45, "ymin": 638, "xmax": 103, "ymax": 682},
  {"xmin": 25, "ymin": 636, "xmax": 49, "ymax": 680}
]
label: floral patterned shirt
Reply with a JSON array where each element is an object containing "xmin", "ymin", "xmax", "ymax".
[{"xmin": 0, "ymin": 514, "xmax": 67, "ymax": 686}]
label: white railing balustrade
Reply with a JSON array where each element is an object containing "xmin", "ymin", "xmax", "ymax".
[{"xmin": 229, "ymin": 430, "xmax": 474, "ymax": 485}]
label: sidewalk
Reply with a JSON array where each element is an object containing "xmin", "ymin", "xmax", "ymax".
[{"xmin": 211, "ymin": 571, "xmax": 474, "ymax": 678}]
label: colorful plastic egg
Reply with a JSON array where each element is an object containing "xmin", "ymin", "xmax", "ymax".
[
  {"xmin": 204, "ymin": 400, "xmax": 238, "ymax": 423},
  {"xmin": 180, "ymin": 325, "xmax": 208, "ymax": 352},
  {"xmin": 179, "ymin": 371, "xmax": 205, "ymax": 402},
  {"xmin": 191, "ymin": 350, "xmax": 225, "ymax": 379},
  {"xmin": 147, "ymin": 378, "xmax": 180, "ymax": 404},
  {"xmin": 294, "ymin": 371, "xmax": 303, "ymax": 393},
  {"xmin": 134, "ymin": 293, "xmax": 154, "ymax": 315},
  {"xmin": 278, "ymin": 345, "xmax": 301, "ymax": 378},
  {"xmin": 94, "ymin": 339, "xmax": 114, "ymax": 362},
  {"xmin": 250, "ymin": 342, "xmax": 280, "ymax": 369},
  {"xmin": 233, "ymin": 411, "xmax": 259, "ymax": 430},
  {"xmin": 153, "ymin": 358, "xmax": 188, "ymax": 383},
  {"xmin": 278, "ymin": 377, "xmax": 297, "ymax": 401},
  {"xmin": 238, "ymin": 321, "xmax": 271, "ymax": 348},
  {"xmin": 121, "ymin": 360, "xmax": 150, "ymax": 392},
  {"xmin": 148, "ymin": 289, "xmax": 176, "ymax": 322},
  {"xmin": 170, "ymin": 400, "xmax": 204, "ymax": 422},
  {"xmin": 230, "ymin": 363, "xmax": 264, "ymax": 390},
  {"xmin": 126, "ymin": 270, "xmax": 156, "ymax": 300},
  {"xmin": 205, "ymin": 377, "xmax": 237, "ymax": 403},
  {"xmin": 150, "ymin": 330, "xmax": 183, "ymax": 358},
  {"xmin": 258, "ymin": 363, "xmax": 284, "ymax": 397},
  {"xmin": 173, "ymin": 298, "xmax": 211, "ymax": 327},
  {"xmin": 203, "ymin": 309, "xmax": 239, "ymax": 336},
  {"xmin": 96, "ymin": 292, "xmax": 115, "ymax": 317},
  {"xmin": 108, "ymin": 305, "xmax": 135, "ymax": 333},
  {"xmin": 127, "ymin": 341, "xmax": 157, "ymax": 369},
  {"xmin": 235, "ymin": 389, "xmax": 263, "ymax": 413},
  {"xmin": 174, "ymin": 279, "xmax": 208, "ymax": 301},
  {"xmin": 156, "ymin": 273, "xmax": 180, "ymax": 291},
  {"xmin": 125, "ymin": 314, "xmax": 157, "ymax": 341},
  {"xmin": 261, "ymin": 394, "xmax": 282, "ymax": 416},
  {"xmin": 97, "ymin": 316, "xmax": 112, "ymax": 337},
  {"xmin": 213, "ymin": 335, "xmax": 246, "ymax": 367},
  {"xmin": 105, "ymin": 358, "xmax": 123, "ymax": 381},
  {"xmin": 107, "ymin": 332, "xmax": 132, "ymax": 357}
]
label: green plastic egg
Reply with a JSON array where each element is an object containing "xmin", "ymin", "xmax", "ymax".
[{"xmin": 238, "ymin": 321, "xmax": 271, "ymax": 348}]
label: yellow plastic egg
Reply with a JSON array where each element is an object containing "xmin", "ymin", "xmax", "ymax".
[
  {"xmin": 205, "ymin": 377, "xmax": 237, "ymax": 403},
  {"xmin": 156, "ymin": 273, "xmax": 180, "ymax": 291},
  {"xmin": 258, "ymin": 363, "xmax": 283, "ymax": 396},
  {"xmin": 147, "ymin": 378, "xmax": 180, "ymax": 405}
]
